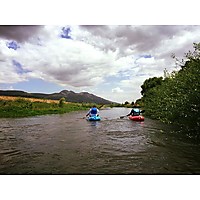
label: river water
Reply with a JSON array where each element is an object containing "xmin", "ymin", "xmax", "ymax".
[{"xmin": 0, "ymin": 107, "xmax": 200, "ymax": 174}]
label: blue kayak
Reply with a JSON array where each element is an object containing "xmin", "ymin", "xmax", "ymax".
[{"xmin": 87, "ymin": 116, "xmax": 101, "ymax": 121}]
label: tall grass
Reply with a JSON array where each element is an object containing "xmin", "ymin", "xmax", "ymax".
[{"xmin": 0, "ymin": 98, "xmax": 92, "ymax": 118}]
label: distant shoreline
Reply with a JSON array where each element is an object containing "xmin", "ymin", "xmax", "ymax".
[{"xmin": 0, "ymin": 95, "xmax": 60, "ymax": 104}]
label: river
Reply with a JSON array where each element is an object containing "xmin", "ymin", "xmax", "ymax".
[{"xmin": 0, "ymin": 107, "xmax": 200, "ymax": 174}]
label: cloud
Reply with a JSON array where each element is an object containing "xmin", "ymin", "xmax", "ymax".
[
  {"xmin": 0, "ymin": 26, "xmax": 43, "ymax": 42},
  {"xmin": 79, "ymin": 25, "xmax": 196, "ymax": 55},
  {"xmin": 16, "ymin": 37, "xmax": 122, "ymax": 87},
  {"xmin": 0, "ymin": 25, "xmax": 200, "ymax": 102},
  {"xmin": 112, "ymin": 87, "xmax": 123, "ymax": 93}
]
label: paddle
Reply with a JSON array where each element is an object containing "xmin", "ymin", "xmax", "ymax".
[
  {"xmin": 120, "ymin": 115, "xmax": 127, "ymax": 119},
  {"xmin": 120, "ymin": 110, "xmax": 145, "ymax": 119},
  {"xmin": 83, "ymin": 115, "xmax": 100, "ymax": 119}
]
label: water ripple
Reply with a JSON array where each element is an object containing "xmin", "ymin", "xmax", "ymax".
[{"xmin": 0, "ymin": 108, "xmax": 200, "ymax": 174}]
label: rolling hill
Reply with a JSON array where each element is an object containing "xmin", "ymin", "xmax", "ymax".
[{"xmin": 0, "ymin": 90, "xmax": 114, "ymax": 104}]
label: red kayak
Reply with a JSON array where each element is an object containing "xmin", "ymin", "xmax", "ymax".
[{"xmin": 129, "ymin": 115, "xmax": 144, "ymax": 121}]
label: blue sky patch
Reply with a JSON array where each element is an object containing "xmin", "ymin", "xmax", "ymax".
[
  {"xmin": 134, "ymin": 54, "xmax": 153, "ymax": 64},
  {"xmin": 25, "ymin": 78, "xmax": 63, "ymax": 93},
  {"xmin": 1, "ymin": 78, "xmax": 64, "ymax": 93},
  {"xmin": 104, "ymin": 73, "xmax": 129, "ymax": 84},
  {"xmin": 142, "ymin": 54, "xmax": 152, "ymax": 58},
  {"xmin": 60, "ymin": 27, "xmax": 72, "ymax": 39},
  {"xmin": 7, "ymin": 41, "xmax": 20, "ymax": 50},
  {"xmin": 12, "ymin": 60, "xmax": 30, "ymax": 74}
]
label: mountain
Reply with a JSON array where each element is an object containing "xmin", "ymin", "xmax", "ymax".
[{"xmin": 0, "ymin": 90, "xmax": 114, "ymax": 104}]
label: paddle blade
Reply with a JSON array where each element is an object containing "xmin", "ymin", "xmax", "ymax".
[{"xmin": 120, "ymin": 116, "xmax": 126, "ymax": 119}]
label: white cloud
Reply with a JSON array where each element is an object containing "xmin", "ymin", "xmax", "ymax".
[
  {"xmin": 112, "ymin": 87, "xmax": 123, "ymax": 93},
  {"xmin": 0, "ymin": 25, "xmax": 200, "ymax": 102}
]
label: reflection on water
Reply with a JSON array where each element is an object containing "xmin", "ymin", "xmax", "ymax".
[{"xmin": 0, "ymin": 107, "xmax": 200, "ymax": 174}]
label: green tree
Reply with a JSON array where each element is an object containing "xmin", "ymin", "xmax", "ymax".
[
  {"xmin": 142, "ymin": 43, "xmax": 200, "ymax": 136},
  {"xmin": 124, "ymin": 101, "xmax": 130, "ymax": 105},
  {"xmin": 141, "ymin": 77, "xmax": 163, "ymax": 96}
]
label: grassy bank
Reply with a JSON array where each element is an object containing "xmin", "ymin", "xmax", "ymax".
[{"xmin": 0, "ymin": 96, "xmax": 93, "ymax": 118}]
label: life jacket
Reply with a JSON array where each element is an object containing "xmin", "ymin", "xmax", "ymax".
[
  {"xmin": 90, "ymin": 107, "xmax": 97, "ymax": 114},
  {"xmin": 133, "ymin": 108, "xmax": 140, "ymax": 113},
  {"xmin": 132, "ymin": 108, "xmax": 140, "ymax": 115}
]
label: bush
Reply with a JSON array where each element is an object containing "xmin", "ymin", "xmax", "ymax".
[
  {"xmin": 58, "ymin": 97, "xmax": 66, "ymax": 108},
  {"xmin": 142, "ymin": 43, "xmax": 200, "ymax": 136}
]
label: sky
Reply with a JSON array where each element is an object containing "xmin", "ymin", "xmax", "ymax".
[{"xmin": 0, "ymin": 25, "xmax": 200, "ymax": 103}]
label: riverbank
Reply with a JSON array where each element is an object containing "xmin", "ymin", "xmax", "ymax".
[{"xmin": 0, "ymin": 96, "xmax": 93, "ymax": 118}]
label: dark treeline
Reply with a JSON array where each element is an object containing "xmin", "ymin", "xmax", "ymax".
[{"xmin": 140, "ymin": 43, "xmax": 200, "ymax": 137}]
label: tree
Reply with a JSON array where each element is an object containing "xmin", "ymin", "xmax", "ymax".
[
  {"xmin": 59, "ymin": 97, "xmax": 66, "ymax": 108},
  {"xmin": 124, "ymin": 101, "xmax": 130, "ymax": 105},
  {"xmin": 142, "ymin": 43, "xmax": 200, "ymax": 136},
  {"xmin": 141, "ymin": 77, "xmax": 163, "ymax": 96}
]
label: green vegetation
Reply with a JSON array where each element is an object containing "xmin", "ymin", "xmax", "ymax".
[
  {"xmin": 141, "ymin": 77, "xmax": 163, "ymax": 97},
  {"xmin": 141, "ymin": 43, "xmax": 200, "ymax": 136},
  {"xmin": 58, "ymin": 97, "xmax": 66, "ymax": 108},
  {"xmin": 0, "ymin": 97, "xmax": 92, "ymax": 118}
]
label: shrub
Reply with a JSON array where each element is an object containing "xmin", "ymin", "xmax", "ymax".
[{"xmin": 58, "ymin": 97, "xmax": 66, "ymax": 108}]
